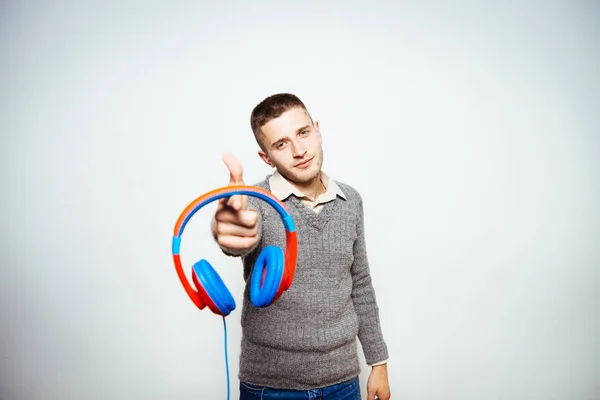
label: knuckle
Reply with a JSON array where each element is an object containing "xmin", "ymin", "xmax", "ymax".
[
  {"xmin": 216, "ymin": 224, "xmax": 227, "ymax": 235},
  {"xmin": 215, "ymin": 209, "xmax": 227, "ymax": 221},
  {"xmin": 216, "ymin": 236, "xmax": 227, "ymax": 247}
]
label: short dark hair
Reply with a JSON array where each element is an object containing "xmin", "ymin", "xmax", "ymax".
[{"xmin": 250, "ymin": 93, "xmax": 312, "ymax": 151}]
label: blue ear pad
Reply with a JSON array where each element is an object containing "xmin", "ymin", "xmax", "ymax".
[
  {"xmin": 250, "ymin": 246, "xmax": 285, "ymax": 307},
  {"xmin": 192, "ymin": 259, "xmax": 236, "ymax": 316}
]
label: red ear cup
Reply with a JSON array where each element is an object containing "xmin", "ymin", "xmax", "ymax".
[{"xmin": 192, "ymin": 259, "xmax": 236, "ymax": 316}]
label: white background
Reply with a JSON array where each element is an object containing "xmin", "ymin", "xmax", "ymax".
[{"xmin": 1, "ymin": 1, "xmax": 598, "ymax": 399}]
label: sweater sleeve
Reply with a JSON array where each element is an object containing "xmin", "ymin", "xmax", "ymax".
[{"xmin": 350, "ymin": 193, "xmax": 389, "ymax": 365}]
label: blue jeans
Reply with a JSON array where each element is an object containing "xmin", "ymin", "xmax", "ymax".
[{"xmin": 239, "ymin": 376, "xmax": 361, "ymax": 399}]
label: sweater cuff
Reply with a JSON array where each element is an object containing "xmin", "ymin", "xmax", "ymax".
[{"xmin": 368, "ymin": 358, "xmax": 388, "ymax": 367}]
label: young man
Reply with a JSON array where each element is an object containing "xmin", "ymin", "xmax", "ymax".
[{"xmin": 212, "ymin": 93, "xmax": 391, "ymax": 400}]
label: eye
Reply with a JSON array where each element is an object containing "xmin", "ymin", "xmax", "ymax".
[
  {"xmin": 276, "ymin": 141, "xmax": 287, "ymax": 149},
  {"xmin": 300, "ymin": 129, "xmax": 309, "ymax": 136}
]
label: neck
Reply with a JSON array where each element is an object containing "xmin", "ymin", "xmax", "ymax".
[{"xmin": 290, "ymin": 171, "xmax": 325, "ymax": 201}]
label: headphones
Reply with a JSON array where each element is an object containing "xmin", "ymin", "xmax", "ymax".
[{"xmin": 171, "ymin": 185, "xmax": 298, "ymax": 316}]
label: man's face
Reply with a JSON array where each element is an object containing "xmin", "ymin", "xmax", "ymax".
[{"xmin": 258, "ymin": 107, "xmax": 323, "ymax": 185}]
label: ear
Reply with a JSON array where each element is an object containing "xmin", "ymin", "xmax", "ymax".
[
  {"xmin": 314, "ymin": 120, "xmax": 323, "ymax": 143},
  {"xmin": 258, "ymin": 150, "xmax": 275, "ymax": 168}
]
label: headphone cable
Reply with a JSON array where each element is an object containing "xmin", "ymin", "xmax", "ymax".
[{"xmin": 223, "ymin": 316, "xmax": 230, "ymax": 400}]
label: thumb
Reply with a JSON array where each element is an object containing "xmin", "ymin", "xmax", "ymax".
[
  {"xmin": 221, "ymin": 153, "xmax": 247, "ymax": 211},
  {"xmin": 222, "ymin": 153, "xmax": 244, "ymax": 186}
]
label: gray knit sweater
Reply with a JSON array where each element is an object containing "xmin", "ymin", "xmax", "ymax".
[{"xmin": 234, "ymin": 176, "xmax": 388, "ymax": 389}]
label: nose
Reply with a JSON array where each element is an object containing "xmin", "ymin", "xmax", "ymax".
[{"xmin": 292, "ymin": 139, "xmax": 307, "ymax": 158}]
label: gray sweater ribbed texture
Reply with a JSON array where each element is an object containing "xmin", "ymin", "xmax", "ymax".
[{"xmin": 235, "ymin": 176, "xmax": 388, "ymax": 390}]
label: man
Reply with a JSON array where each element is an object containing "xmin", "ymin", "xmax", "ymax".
[{"xmin": 212, "ymin": 93, "xmax": 391, "ymax": 400}]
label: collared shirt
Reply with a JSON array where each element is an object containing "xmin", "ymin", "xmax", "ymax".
[{"xmin": 268, "ymin": 169, "xmax": 346, "ymax": 213}]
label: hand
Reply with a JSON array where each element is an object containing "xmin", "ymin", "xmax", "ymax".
[
  {"xmin": 212, "ymin": 153, "xmax": 259, "ymax": 253},
  {"xmin": 367, "ymin": 364, "xmax": 391, "ymax": 400}
]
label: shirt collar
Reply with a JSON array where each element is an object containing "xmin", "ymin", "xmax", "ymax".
[{"xmin": 268, "ymin": 169, "xmax": 346, "ymax": 202}]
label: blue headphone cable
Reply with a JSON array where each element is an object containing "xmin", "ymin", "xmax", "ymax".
[{"xmin": 223, "ymin": 316, "xmax": 230, "ymax": 400}]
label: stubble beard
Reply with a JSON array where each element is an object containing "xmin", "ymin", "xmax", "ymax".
[{"xmin": 281, "ymin": 150, "xmax": 324, "ymax": 186}]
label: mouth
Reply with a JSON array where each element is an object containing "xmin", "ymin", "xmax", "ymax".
[{"xmin": 295, "ymin": 157, "xmax": 313, "ymax": 168}]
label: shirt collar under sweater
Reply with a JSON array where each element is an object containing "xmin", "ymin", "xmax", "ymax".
[{"xmin": 268, "ymin": 169, "xmax": 346, "ymax": 208}]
